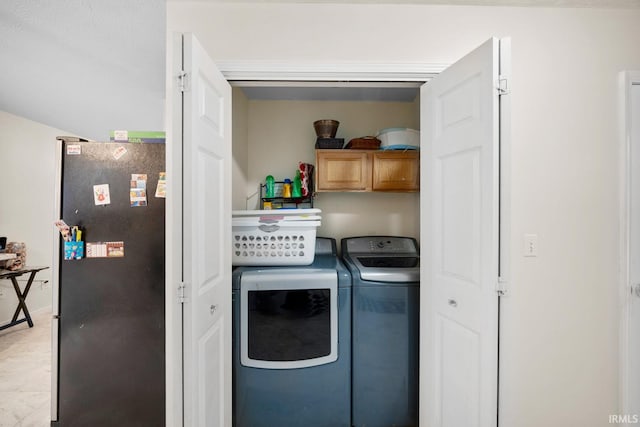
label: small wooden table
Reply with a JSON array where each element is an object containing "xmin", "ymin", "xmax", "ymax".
[{"xmin": 0, "ymin": 266, "xmax": 49, "ymax": 331}]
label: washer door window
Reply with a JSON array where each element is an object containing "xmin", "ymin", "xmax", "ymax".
[{"xmin": 240, "ymin": 269, "xmax": 338, "ymax": 369}]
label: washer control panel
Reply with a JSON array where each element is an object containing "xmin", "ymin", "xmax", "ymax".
[{"xmin": 344, "ymin": 236, "xmax": 418, "ymax": 255}]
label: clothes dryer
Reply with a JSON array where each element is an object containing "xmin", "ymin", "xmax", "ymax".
[
  {"xmin": 232, "ymin": 237, "xmax": 351, "ymax": 427},
  {"xmin": 342, "ymin": 236, "xmax": 420, "ymax": 427}
]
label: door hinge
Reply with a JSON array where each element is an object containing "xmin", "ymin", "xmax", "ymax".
[
  {"xmin": 497, "ymin": 76, "xmax": 509, "ymax": 95},
  {"xmin": 178, "ymin": 71, "xmax": 189, "ymax": 93},
  {"xmin": 496, "ymin": 277, "xmax": 508, "ymax": 296},
  {"xmin": 177, "ymin": 282, "xmax": 187, "ymax": 304}
]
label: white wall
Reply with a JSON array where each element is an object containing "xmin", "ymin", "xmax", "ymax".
[
  {"xmin": 0, "ymin": 111, "xmax": 68, "ymax": 322},
  {"xmin": 232, "ymin": 87, "xmax": 250, "ymax": 210},
  {"xmin": 168, "ymin": 4, "xmax": 640, "ymax": 426}
]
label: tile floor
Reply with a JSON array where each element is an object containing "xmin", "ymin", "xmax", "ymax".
[{"xmin": 0, "ymin": 308, "xmax": 52, "ymax": 427}]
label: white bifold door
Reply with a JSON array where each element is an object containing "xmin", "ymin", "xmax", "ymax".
[
  {"xmin": 420, "ymin": 37, "xmax": 509, "ymax": 427},
  {"xmin": 168, "ymin": 33, "xmax": 232, "ymax": 427}
]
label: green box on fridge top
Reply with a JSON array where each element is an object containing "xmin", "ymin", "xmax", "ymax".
[{"xmin": 109, "ymin": 130, "xmax": 166, "ymax": 143}]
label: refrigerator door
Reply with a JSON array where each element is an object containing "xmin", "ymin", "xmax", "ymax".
[{"xmin": 53, "ymin": 141, "xmax": 165, "ymax": 426}]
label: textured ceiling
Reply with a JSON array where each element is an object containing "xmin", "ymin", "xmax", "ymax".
[{"xmin": 0, "ymin": 1, "xmax": 165, "ymax": 140}]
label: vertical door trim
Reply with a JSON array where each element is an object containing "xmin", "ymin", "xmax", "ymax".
[
  {"xmin": 498, "ymin": 37, "xmax": 512, "ymax": 292},
  {"xmin": 619, "ymin": 70, "xmax": 640, "ymax": 421},
  {"xmin": 166, "ymin": 32, "xmax": 185, "ymax": 427},
  {"xmin": 497, "ymin": 37, "xmax": 512, "ymax": 427}
]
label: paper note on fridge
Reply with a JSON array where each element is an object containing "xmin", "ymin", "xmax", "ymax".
[
  {"xmin": 66, "ymin": 145, "xmax": 81, "ymax": 155},
  {"xmin": 112, "ymin": 146, "xmax": 127, "ymax": 160},
  {"xmin": 93, "ymin": 184, "xmax": 111, "ymax": 206},
  {"xmin": 155, "ymin": 172, "xmax": 166, "ymax": 198},
  {"xmin": 86, "ymin": 241, "xmax": 125, "ymax": 258}
]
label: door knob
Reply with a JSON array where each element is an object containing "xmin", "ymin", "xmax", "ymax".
[
  {"xmin": 448, "ymin": 299, "xmax": 458, "ymax": 308},
  {"xmin": 210, "ymin": 304, "xmax": 217, "ymax": 315}
]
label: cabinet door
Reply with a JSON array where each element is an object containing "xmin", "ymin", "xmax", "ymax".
[
  {"xmin": 372, "ymin": 151, "xmax": 419, "ymax": 191},
  {"xmin": 316, "ymin": 150, "xmax": 370, "ymax": 191}
]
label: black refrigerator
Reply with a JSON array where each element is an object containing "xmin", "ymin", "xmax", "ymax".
[{"xmin": 52, "ymin": 139, "xmax": 165, "ymax": 426}]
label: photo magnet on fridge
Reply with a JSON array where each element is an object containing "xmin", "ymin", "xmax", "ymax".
[
  {"xmin": 130, "ymin": 188, "xmax": 147, "ymax": 207},
  {"xmin": 130, "ymin": 174, "xmax": 148, "ymax": 207}
]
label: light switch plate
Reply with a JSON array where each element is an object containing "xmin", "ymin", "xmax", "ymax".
[{"xmin": 523, "ymin": 234, "xmax": 538, "ymax": 257}]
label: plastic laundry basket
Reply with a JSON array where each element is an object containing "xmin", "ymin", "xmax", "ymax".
[{"xmin": 232, "ymin": 209, "xmax": 321, "ymax": 266}]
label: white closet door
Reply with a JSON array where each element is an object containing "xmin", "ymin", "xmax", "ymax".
[
  {"xmin": 171, "ymin": 32, "xmax": 232, "ymax": 427},
  {"xmin": 421, "ymin": 37, "xmax": 507, "ymax": 427}
]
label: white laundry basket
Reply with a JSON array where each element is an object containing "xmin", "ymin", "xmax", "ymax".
[{"xmin": 232, "ymin": 209, "xmax": 321, "ymax": 266}]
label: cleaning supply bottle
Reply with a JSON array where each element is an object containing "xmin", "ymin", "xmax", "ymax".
[
  {"xmin": 282, "ymin": 178, "xmax": 292, "ymax": 198},
  {"xmin": 292, "ymin": 170, "xmax": 302, "ymax": 198},
  {"xmin": 265, "ymin": 175, "xmax": 275, "ymax": 198}
]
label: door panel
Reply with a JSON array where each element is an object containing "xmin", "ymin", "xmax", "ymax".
[
  {"xmin": 421, "ymin": 37, "xmax": 503, "ymax": 427},
  {"xmin": 181, "ymin": 33, "xmax": 232, "ymax": 427},
  {"xmin": 199, "ymin": 321, "xmax": 224, "ymax": 426},
  {"xmin": 439, "ymin": 315, "xmax": 479, "ymax": 427},
  {"xmin": 440, "ymin": 148, "xmax": 481, "ymax": 284}
]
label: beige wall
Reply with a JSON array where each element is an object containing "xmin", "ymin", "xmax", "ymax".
[
  {"xmin": 232, "ymin": 87, "xmax": 250, "ymax": 210},
  {"xmin": 169, "ymin": 3, "xmax": 640, "ymax": 426},
  {"xmin": 236, "ymin": 97, "xmax": 420, "ymax": 243},
  {"xmin": 0, "ymin": 111, "xmax": 67, "ymax": 322}
]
